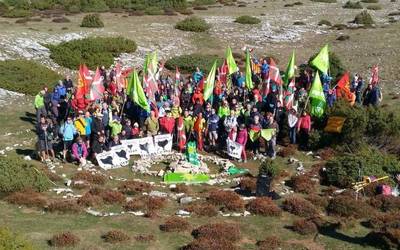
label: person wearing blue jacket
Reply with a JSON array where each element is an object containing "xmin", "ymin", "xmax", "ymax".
[
  {"xmin": 192, "ymin": 67, "xmax": 204, "ymax": 84},
  {"xmin": 261, "ymin": 59, "xmax": 269, "ymax": 80},
  {"xmin": 59, "ymin": 116, "xmax": 77, "ymax": 162}
]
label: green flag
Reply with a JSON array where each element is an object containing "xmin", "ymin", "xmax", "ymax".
[
  {"xmin": 129, "ymin": 70, "xmax": 150, "ymax": 112},
  {"xmin": 249, "ymin": 130, "xmax": 261, "ymax": 142},
  {"xmin": 245, "ymin": 50, "xmax": 254, "ymax": 90},
  {"xmin": 143, "ymin": 54, "xmax": 150, "ymax": 75},
  {"xmin": 311, "ymin": 44, "xmax": 329, "ymax": 75},
  {"xmin": 150, "ymin": 50, "xmax": 158, "ymax": 73},
  {"xmin": 309, "ymin": 71, "xmax": 326, "ymax": 117},
  {"xmin": 284, "ymin": 50, "xmax": 296, "ymax": 86},
  {"xmin": 226, "ymin": 46, "xmax": 238, "ymax": 75},
  {"xmin": 261, "ymin": 129, "xmax": 276, "ymax": 141},
  {"xmin": 204, "ymin": 60, "xmax": 217, "ymax": 101}
]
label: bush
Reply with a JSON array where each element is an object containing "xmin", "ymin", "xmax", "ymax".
[
  {"xmin": 318, "ymin": 19, "xmax": 332, "ymax": 26},
  {"xmin": 99, "ymin": 190, "xmax": 125, "ymax": 204},
  {"xmin": 353, "ymin": 10, "xmax": 374, "ymax": 25},
  {"xmin": 306, "ymin": 194, "xmax": 329, "ymax": 209},
  {"xmin": 124, "ymin": 196, "xmax": 166, "ymax": 212},
  {"xmin": 160, "ymin": 216, "xmax": 190, "ymax": 232},
  {"xmin": 2, "ymin": 8, "xmax": 32, "ymax": 18},
  {"xmin": 176, "ymin": 8, "xmax": 193, "ymax": 15},
  {"xmin": 5, "ymin": 190, "xmax": 47, "ymax": 208},
  {"xmin": 52, "ymin": 17, "xmax": 70, "ymax": 23},
  {"xmin": 81, "ymin": 13, "xmax": 104, "ymax": 27},
  {"xmin": 343, "ymin": 1, "xmax": 362, "ymax": 8},
  {"xmin": 277, "ymin": 144, "xmax": 297, "ymax": 157},
  {"xmin": 0, "ymin": 60, "xmax": 60, "ymax": 95},
  {"xmin": 292, "ymin": 219, "xmax": 318, "ymax": 235},
  {"xmin": 165, "ymin": 54, "xmax": 221, "ymax": 74},
  {"xmin": 184, "ymin": 202, "xmax": 218, "ymax": 217},
  {"xmin": 290, "ymin": 175, "xmax": 316, "ymax": 194},
  {"xmin": 369, "ymin": 195, "xmax": 400, "ymax": 212},
  {"xmin": 327, "ymin": 195, "xmax": 373, "ymax": 218},
  {"xmin": 134, "ymin": 234, "xmax": 155, "ymax": 242},
  {"xmin": 0, "ymin": 228, "xmax": 36, "ymax": 250},
  {"xmin": 175, "ymin": 16, "xmax": 210, "ymax": 32},
  {"xmin": 47, "ymin": 36, "xmax": 136, "ymax": 69},
  {"xmin": 49, "ymin": 232, "xmax": 80, "ymax": 247},
  {"xmin": 239, "ymin": 177, "xmax": 257, "ymax": 193},
  {"xmin": 367, "ymin": 212, "xmax": 400, "ymax": 229},
  {"xmin": 317, "ymin": 147, "xmax": 335, "ymax": 160},
  {"xmin": 246, "ymin": 197, "xmax": 282, "ymax": 216},
  {"xmin": 47, "ymin": 200, "xmax": 82, "ymax": 213},
  {"xmin": 77, "ymin": 192, "xmax": 103, "ymax": 207},
  {"xmin": 308, "ymin": 51, "xmax": 345, "ymax": 81},
  {"xmin": 192, "ymin": 223, "xmax": 240, "ymax": 242},
  {"xmin": 144, "ymin": 6, "xmax": 163, "ymax": 15},
  {"xmin": 102, "ymin": 230, "xmax": 130, "ymax": 243},
  {"xmin": 118, "ymin": 180, "xmax": 151, "ymax": 195},
  {"xmin": 259, "ymin": 159, "xmax": 281, "ymax": 177},
  {"xmin": 310, "ymin": 0, "xmax": 336, "ymax": 2},
  {"xmin": 234, "ymin": 15, "xmax": 261, "ymax": 24},
  {"xmin": 0, "ymin": 158, "xmax": 51, "ymax": 192},
  {"xmin": 293, "ymin": 21, "xmax": 306, "ymax": 25},
  {"xmin": 361, "ymin": 0, "xmax": 378, "ymax": 2},
  {"xmin": 366, "ymin": 4, "xmax": 382, "ymax": 10},
  {"xmin": 72, "ymin": 171, "xmax": 107, "ymax": 185},
  {"xmin": 256, "ymin": 236, "xmax": 282, "ymax": 250},
  {"xmin": 0, "ymin": 2, "xmax": 9, "ymax": 15},
  {"xmin": 171, "ymin": 183, "xmax": 190, "ymax": 193},
  {"xmin": 282, "ymin": 196, "xmax": 318, "ymax": 217},
  {"xmin": 192, "ymin": 0, "xmax": 216, "ymax": 6},
  {"xmin": 81, "ymin": 0, "xmax": 109, "ymax": 12},
  {"xmin": 208, "ymin": 190, "xmax": 245, "ymax": 212},
  {"xmin": 182, "ymin": 238, "xmax": 236, "ymax": 250}
]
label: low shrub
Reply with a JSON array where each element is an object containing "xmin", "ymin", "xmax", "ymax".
[
  {"xmin": 310, "ymin": 0, "xmax": 336, "ymax": 2},
  {"xmin": 192, "ymin": 0, "xmax": 216, "ymax": 6},
  {"xmin": 327, "ymin": 195, "xmax": 373, "ymax": 218},
  {"xmin": 366, "ymin": 4, "xmax": 382, "ymax": 10},
  {"xmin": 185, "ymin": 202, "xmax": 218, "ymax": 217},
  {"xmin": 282, "ymin": 196, "xmax": 318, "ymax": 217},
  {"xmin": 81, "ymin": 13, "xmax": 104, "ymax": 28},
  {"xmin": 47, "ymin": 200, "xmax": 82, "ymax": 213},
  {"xmin": 353, "ymin": 10, "xmax": 374, "ymax": 25},
  {"xmin": 41, "ymin": 168, "xmax": 62, "ymax": 182},
  {"xmin": 246, "ymin": 197, "xmax": 282, "ymax": 216},
  {"xmin": 52, "ymin": 17, "xmax": 70, "ymax": 23},
  {"xmin": 284, "ymin": 3, "xmax": 294, "ymax": 6},
  {"xmin": 0, "ymin": 228, "xmax": 35, "ymax": 250},
  {"xmin": 367, "ymin": 212, "xmax": 400, "ymax": 229},
  {"xmin": 134, "ymin": 234, "xmax": 155, "ymax": 242},
  {"xmin": 278, "ymin": 144, "xmax": 297, "ymax": 157},
  {"xmin": 193, "ymin": 6, "xmax": 208, "ymax": 10},
  {"xmin": 0, "ymin": 60, "xmax": 60, "ymax": 95},
  {"xmin": 192, "ymin": 223, "xmax": 240, "ymax": 242},
  {"xmin": 239, "ymin": 177, "xmax": 257, "ymax": 193},
  {"xmin": 165, "ymin": 53, "xmax": 221, "ymax": 74},
  {"xmin": 72, "ymin": 171, "xmax": 107, "ymax": 185},
  {"xmin": 306, "ymin": 194, "xmax": 329, "ymax": 209},
  {"xmin": 290, "ymin": 175, "xmax": 316, "ymax": 194},
  {"xmin": 0, "ymin": 2, "xmax": 8, "ymax": 16},
  {"xmin": 171, "ymin": 183, "xmax": 190, "ymax": 193},
  {"xmin": 144, "ymin": 6, "xmax": 163, "ymax": 15},
  {"xmin": 99, "ymin": 190, "xmax": 125, "ymax": 204},
  {"xmin": 175, "ymin": 16, "xmax": 210, "ymax": 32},
  {"xmin": 337, "ymin": 35, "xmax": 350, "ymax": 41},
  {"xmin": 317, "ymin": 147, "xmax": 335, "ymax": 160},
  {"xmin": 5, "ymin": 190, "xmax": 47, "ymax": 208},
  {"xmin": 124, "ymin": 196, "xmax": 166, "ymax": 212},
  {"xmin": 160, "ymin": 216, "xmax": 190, "ymax": 232},
  {"xmin": 294, "ymin": 1, "xmax": 304, "ymax": 4},
  {"xmin": 259, "ymin": 159, "xmax": 282, "ymax": 177},
  {"xmin": 331, "ymin": 23, "xmax": 347, "ymax": 30},
  {"xmin": 256, "ymin": 236, "xmax": 282, "ymax": 250},
  {"xmin": 318, "ymin": 19, "xmax": 332, "ymax": 26},
  {"xmin": 234, "ymin": 15, "xmax": 261, "ymax": 24},
  {"xmin": 182, "ymin": 238, "xmax": 236, "ymax": 250},
  {"xmin": 102, "ymin": 230, "xmax": 130, "ymax": 243},
  {"xmin": 176, "ymin": 8, "xmax": 194, "ymax": 15},
  {"xmin": 77, "ymin": 192, "xmax": 103, "ymax": 207},
  {"xmin": 2, "ymin": 8, "xmax": 32, "ymax": 18},
  {"xmin": 369, "ymin": 195, "xmax": 400, "ymax": 212},
  {"xmin": 293, "ymin": 21, "xmax": 306, "ymax": 25},
  {"xmin": 118, "ymin": 180, "xmax": 151, "ymax": 195},
  {"xmin": 124, "ymin": 197, "xmax": 146, "ymax": 211},
  {"xmin": 0, "ymin": 157, "xmax": 51, "ymax": 192},
  {"xmin": 361, "ymin": 0, "xmax": 378, "ymax": 2},
  {"xmin": 208, "ymin": 190, "xmax": 245, "ymax": 212},
  {"xmin": 49, "ymin": 232, "xmax": 80, "ymax": 247},
  {"xmin": 343, "ymin": 1, "xmax": 363, "ymax": 8},
  {"xmin": 388, "ymin": 11, "xmax": 400, "ymax": 16},
  {"xmin": 292, "ymin": 219, "xmax": 318, "ymax": 235}
]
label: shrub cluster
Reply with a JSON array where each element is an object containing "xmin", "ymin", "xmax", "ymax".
[
  {"xmin": 182, "ymin": 238, "xmax": 236, "ymax": 250},
  {"xmin": 192, "ymin": 223, "xmax": 240, "ymax": 242},
  {"xmin": 278, "ymin": 144, "xmax": 297, "ymax": 157},
  {"xmin": 47, "ymin": 199, "xmax": 82, "ymax": 213},
  {"xmin": 171, "ymin": 183, "xmax": 190, "ymax": 193},
  {"xmin": 318, "ymin": 19, "xmax": 332, "ymax": 26},
  {"xmin": 292, "ymin": 219, "xmax": 318, "ymax": 235},
  {"xmin": 234, "ymin": 15, "xmax": 261, "ymax": 24},
  {"xmin": 124, "ymin": 196, "xmax": 166, "ymax": 212},
  {"xmin": 282, "ymin": 196, "xmax": 318, "ymax": 217},
  {"xmin": 175, "ymin": 16, "xmax": 210, "ymax": 32},
  {"xmin": 72, "ymin": 171, "xmax": 107, "ymax": 185},
  {"xmin": 0, "ymin": 60, "xmax": 60, "ymax": 95},
  {"xmin": 369, "ymin": 195, "xmax": 400, "ymax": 212},
  {"xmin": 134, "ymin": 234, "xmax": 155, "ymax": 242},
  {"xmin": 0, "ymin": 228, "xmax": 35, "ymax": 250},
  {"xmin": 290, "ymin": 175, "xmax": 316, "ymax": 194},
  {"xmin": 102, "ymin": 230, "xmax": 130, "ymax": 243},
  {"xmin": 259, "ymin": 159, "xmax": 282, "ymax": 177},
  {"xmin": 353, "ymin": 10, "xmax": 375, "ymax": 25},
  {"xmin": 5, "ymin": 190, "xmax": 47, "ymax": 208},
  {"xmin": 47, "ymin": 36, "xmax": 137, "ymax": 69},
  {"xmin": 192, "ymin": 0, "xmax": 216, "ymax": 6},
  {"xmin": 208, "ymin": 189, "xmax": 245, "ymax": 212},
  {"xmin": 366, "ymin": 4, "xmax": 382, "ymax": 10},
  {"xmin": 118, "ymin": 180, "xmax": 151, "ymax": 195},
  {"xmin": 184, "ymin": 202, "xmax": 218, "ymax": 217},
  {"xmin": 327, "ymin": 195, "xmax": 373, "ymax": 218},
  {"xmin": 306, "ymin": 194, "xmax": 329, "ymax": 209},
  {"xmin": 0, "ymin": 157, "xmax": 51, "ymax": 192},
  {"xmin": 239, "ymin": 177, "xmax": 257, "ymax": 193},
  {"xmin": 246, "ymin": 197, "xmax": 282, "ymax": 216},
  {"xmin": 256, "ymin": 236, "xmax": 282, "ymax": 250},
  {"xmin": 77, "ymin": 192, "xmax": 103, "ymax": 207},
  {"xmin": 49, "ymin": 232, "xmax": 80, "ymax": 247},
  {"xmin": 343, "ymin": 1, "xmax": 362, "ymax": 8},
  {"xmin": 81, "ymin": 13, "xmax": 104, "ymax": 27},
  {"xmin": 165, "ymin": 54, "xmax": 221, "ymax": 74},
  {"xmin": 365, "ymin": 212, "xmax": 400, "ymax": 249},
  {"xmin": 160, "ymin": 216, "xmax": 190, "ymax": 232}
]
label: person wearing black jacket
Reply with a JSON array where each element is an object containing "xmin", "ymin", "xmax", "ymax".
[
  {"xmin": 91, "ymin": 135, "xmax": 109, "ymax": 162},
  {"xmin": 63, "ymin": 76, "xmax": 73, "ymax": 94},
  {"xmin": 91, "ymin": 113, "xmax": 105, "ymax": 144},
  {"xmin": 37, "ymin": 116, "xmax": 55, "ymax": 162}
]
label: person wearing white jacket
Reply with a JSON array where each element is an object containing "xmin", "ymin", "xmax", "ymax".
[{"xmin": 288, "ymin": 108, "xmax": 298, "ymax": 144}]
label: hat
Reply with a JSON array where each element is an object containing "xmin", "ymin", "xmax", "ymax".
[
  {"xmin": 96, "ymin": 113, "xmax": 103, "ymax": 118},
  {"xmin": 133, "ymin": 122, "xmax": 139, "ymax": 127},
  {"xmin": 78, "ymin": 110, "xmax": 84, "ymax": 115}
]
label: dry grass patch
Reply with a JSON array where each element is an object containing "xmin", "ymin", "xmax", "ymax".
[
  {"xmin": 246, "ymin": 197, "xmax": 282, "ymax": 216},
  {"xmin": 102, "ymin": 230, "xmax": 130, "ymax": 243},
  {"xmin": 134, "ymin": 234, "xmax": 155, "ymax": 242},
  {"xmin": 239, "ymin": 177, "xmax": 257, "ymax": 193},
  {"xmin": 47, "ymin": 199, "xmax": 82, "ymax": 213},
  {"xmin": 118, "ymin": 180, "xmax": 151, "ymax": 195},
  {"xmin": 192, "ymin": 223, "xmax": 240, "ymax": 242},
  {"xmin": 292, "ymin": 219, "xmax": 318, "ymax": 235},
  {"xmin": 256, "ymin": 235, "xmax": 282, "ymax": 249},
  {"xmin": 290, "ymin": 175, "xmax": 316, "ymax": 194},
  {"xmin": 208, "ymin": 189, "xmax": 245, "ymax": 212},
  {"xmin": 282, "ymin": 196, "xmax": 318, "ymax": 217},
  {"xmin": 160, "ymin": 216, "xmax": 190, "ymax": 232},
  {"xmin": 77, "ymin": 192, "xmax": 103, "ymax": 207},
  {"xmin": 5, "ymin": 190, "xmax": 47, "ymax": 208},
  {"xmin": 185, "ymin": 202, "xmax": 218, "ymax": 217},
  {"xmin": 49, "ymin": 232, "xmax": 80, "ymax": 247},
  {"xmin": 72, "ymin": 171, "xmax": 106, "ymax": 185}
]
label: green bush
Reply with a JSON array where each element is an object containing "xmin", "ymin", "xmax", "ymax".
[
  {"xmin": 0, "ymin": 2, "xmax": 9, "ymax": 15},
  {"xmin": 30, "ymin": 0, "xmax": 55, "ymax": 10},
  {"xmin": 165, "ymin": 54, "xmax": 221, "ymax": 74},
  {"xmin": 104, "ymin": 0, "xmax": 130, "ymax": 9},
  {"xmin": 0, "ymin": 157, "xmax": 51, "ymax": 193},
  {"xmin": 47, "ymin": 36, "xmax": 136, "ymax": 69},
  {"xmin": 0, "ymin": 60, "xmax": 60, "ymax": 95},
  {"xmin": 81, "ymin": 13, "xmax": 104, "ymax": 27},
  {"xmin": 175, "ymin": 16, "xmax": 210, "ymax": 32},
  {"xmin": 2, "ymin": 8, "xmax": 32, "ymax": 17},
  {"xmin": 0, "ymin": 228, "xmax": 36, "ymax": 250},
  {"xmin": 4, "ymin": 0, "xmax": 30, "ymax": 9},
  {"xmin": 366, "ymin": 4, "xmax": 382, "ymax": 10},
  {"xmin": 361, "ymin": 0, "xmax": 378, "ymax": 3},
  {"xmin": 343, "ymin": 1, "xmax": 362, "ymax": 8},
  {"xmin": 234, "ymin": 15, "xmax": 261, "ymax": 24},
  {"xmin": 259, "ymin": 159, "xmax": 282, "ymax": 177},
  {"xmin": 144, "ymin": 6, "xmax": 163, "ymax": 15},
  {"xmin": 192, "ymin": 0, "xmax": 216, "ymax": 6},
  {"xmin": 353, "ymin": 10, "xmax": 375, "ymax": 25},
  {"xmin": 318, "ymin": 19, "xmax": 332, "ymax": 26},
  {"xmin": 308, "ymin": 51, "xmax": 346, "ymax": 81},
  {"xmin": 310, "ymin": 0, "xmax": 336, "ymax": 3},
  {"xmin": 81, "ymin": 0, "xmax": 109, "ymax": 12}
]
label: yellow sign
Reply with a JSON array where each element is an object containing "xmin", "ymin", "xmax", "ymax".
[{"xmin": 324, "ymin": 116, "xmax": 346, "ymax": 133}]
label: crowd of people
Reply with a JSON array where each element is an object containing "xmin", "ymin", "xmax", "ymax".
[{"xmin": 34, "ymin": 53, "xmax": 382, "ymax": 166}]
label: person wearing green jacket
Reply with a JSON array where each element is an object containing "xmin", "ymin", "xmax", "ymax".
[
  {"xmin": 217, "ymin": 100, "xmax": 230, "ymax": 118},
  {"xmin": 183, "ymin": 110, "xmax": 194, "ymax": 138},
  {"xmin": 34, "ymin": 90, "xmax": 47, "ymax": 122},
  {"xmin": 109, "ymin": 112, "xmax": 122, "ymax": 138},
  {"xmin": 144, "ymin": 111, "xmax": 159, "ymax": 136}
]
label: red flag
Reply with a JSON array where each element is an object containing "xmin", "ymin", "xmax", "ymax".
[
  {"xmin": 267, "ymin": 58, "xmax": 283, "ymax": 86},
  {"xmin": 369, "ymin": 65, "xmax": 379, "ymax": 85},
  {"xmin": 89, "ymin": 67, "xmax": 105, "ymax": 101},
  {"xmin": 284, "ymin": 79, "xmax": 296, "ymax": 109},
  {"xmin": 175, "ymin": 66, "xmax": 180, "ymax": 84},
  {"xmin": 337, "ymin": 71, "xmax": 350, "ymax": 90},
  {"xmin": 177, "ymin": 116, "xmax": 186, "ymax": 152},
  {"xmin": 218, "ymin": 60, "xmax": 228, "ymax": 86},
  {"xmin": 115, "ymin": 63, "xmax": 126, "ymax": 91},
  {"xmin": 76, "ymin": 64, "xmax": 91, "ymax": 99},
  {"xmin": 336, "ymin": 71, "xmax": 355, "ymax": 104}
]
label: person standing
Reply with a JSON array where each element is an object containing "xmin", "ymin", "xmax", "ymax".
[
  {"xmin": 207, "ymin": 108, "xmax": 219, "ymax": 147},
  {"xmin": 297, "ymin": 111, "xmax": 311, "ymax": 150},
  {"xmin": 288, "ymin": 108, "xmax": 298, "ymax": 144},
  {"xmin": 193, "ymin": 112, "xmax": 206, "ymax": 151},
  {"xmin": 144, "ymin": 110, "xmax": 159, "ymax": 136},
  {"xmin": 236, "ymin": 123, "xmax": 248, "ymax": 162},
  {"xmin": 34, "ymin": 90, "xmax": 47, "ymax": 122},
  {"xmin": 59, "ymin": 116, "xmax": 77, "ymax": 162}
]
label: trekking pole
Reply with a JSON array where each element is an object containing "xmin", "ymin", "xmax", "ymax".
[{"xmin": 119, "ymin": 94, "xmax": 127, "ymax": 120}]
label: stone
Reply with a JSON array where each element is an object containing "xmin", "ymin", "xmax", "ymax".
[
  {"xmin": 179, "ymin": 196, "xmax": 193, "ymax": 205},
  {"xmin": 23, "ymin": 155, "xmax": 31, "ymax": 161},
  {"xmin": 157, "ymin": 169, "xmax": 165, "ymax": 177},
  {"xmin": 149, "ymin": 191, "xmax": 168, "ymax": 198},
  {"xmin": 176, "ymin": 210, "xmax": 190, "ymax": 216},
  {"xmin": 243, "ymin": 211, "xmax": 251, "ymax": 216}
]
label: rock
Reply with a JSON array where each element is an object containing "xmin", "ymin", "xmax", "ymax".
[
  {"xmin": 169, "ymin": 184, "xmax": 177, "ymax": 189},
  {"xmin": 179, "ymin": 196, "xmax": 193, "ymax": 204},
  {"xmin": 86, "ymin": 208, "xmax": 102, "ymax": 216},
  {"xmin": 231, "ymin": 213, "xmax": 241, "ymax": 217},
  {"xmin": 157, "ymin": 169, "xmax": 165, "ymax": 177},
  {"xmin": 66, "ymin": 180, "xmax": 72, "ymax": 186},
  {"xmin": 23, "ymin": 155, "xmax": 32, "ymax": 161},
  {"xmin": 127, "ymin": 211, "xmax": 145, "ymax": 216},
  {"xmin": 243, "ymin": 211, "xmax": 251, "ymax": 216},
  {"xmin": 149, "ymin": 191, "xmax": 168, "ymax": 198},
  {"xmin": 176, "ymin": 210, "xmax": 190, "ymax": 216}
]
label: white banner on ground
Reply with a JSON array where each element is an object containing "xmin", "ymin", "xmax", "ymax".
[
  {"xmin": 96, "ymin": 150, "xmax": 121, "ymax": 170},
  {"xmin": 227, "ymin": 138, "xmax": 243, "ymax": 159},
  {"xmin": 111, "ymin": 144, "xmax": 130, "ymax": 166},
  {"xmin": 121, "ymin": 139, "xmax": 140, "ymax": 155},
  {"xmin": 137, "ymin": 136, "xmax": 156, "ymax": 156},
  {"xmin": 154, "ymin": 134, "xmax": 173, "ymax": 153}
]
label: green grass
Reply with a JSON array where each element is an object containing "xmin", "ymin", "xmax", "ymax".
[
  {"xmin": 175, "ymin": 16, "xmax": 210, "ymax": 32},
  {"xmin": 234, "ymin": 15, "xmax": 261, "ymax": 24}
]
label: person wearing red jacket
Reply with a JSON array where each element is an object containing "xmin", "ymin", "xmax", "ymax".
[
  {"xmin": 297, "ymin": 111, "xmax": 311, "ymax": 150},
  {"xmin": 191, "ymin": 89, "xmax": 204, "ymax": 105},
  {"xmin": 236, "ymin": 123, "xmax": 248, "ymax": 162},
  {"xmin": 108, "ymin": 79, "xmax": 117, "ymax": 96},
  {"xmin": 159, "ymin": 111, "xmax": 176, "ymax": 135}
]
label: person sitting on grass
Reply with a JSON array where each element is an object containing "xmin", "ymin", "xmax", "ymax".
[{"xmin": 71, "ymin": 136, "xmax": 88, "ymax": 166}]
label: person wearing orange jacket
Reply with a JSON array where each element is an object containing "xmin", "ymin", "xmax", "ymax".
[{"xmin": 193, "ymin": 112, "xmax": 206, "ymax": 151}]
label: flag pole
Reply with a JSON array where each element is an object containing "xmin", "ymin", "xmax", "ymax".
[{"xmin": 119, "ymin": 90, "xmax": 127, "ymax": 120}]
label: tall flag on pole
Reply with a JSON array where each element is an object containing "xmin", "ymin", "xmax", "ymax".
[
  {"xmin": 369, "ymin": 65, "xmax": 379, "ymax": 85},
  {"xmin": 76, "ymin": 64, "xmax": 91, "ymax": 99},
  {"xmin": 245, "ymin": 49, "xmax": 254, "ymax": 90},
  {"xmin": 203, "ymin": 60, "xmax": 217, "ymax": 101},
  {"xmin": 127, "ymin": 70, "xmax": 150, "ymax": 112},
  {"xmin": 309, "ymin": 71, "xmax": 326, "ymax": 117},
  {"xmin": 336, "ymin": 71, "xmax": 355, "ymax": 103},
  {"xmin": 284, "ymin": 51, "xmax": 296, "ymax": 86},
  {"xmin": 89, "ymin": 67, "xmax": 105, "ymax": 101},
  {"xmin": 267, "ymin": 58, "xmax": 283, "ymax": 86},
  {"xmin": 311, "ymin": 44, "xmax": 330, "ymax": 75},
  {"xmin": 284, "ymin": 79, "xmax": 296, "ymax": 109},
  {"xmin": 226, "ymin": 47, "xmax": 238, "ymax": 75}
]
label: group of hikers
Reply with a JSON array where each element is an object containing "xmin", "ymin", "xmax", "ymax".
[{"xmin": 34, "ymin": 47, "xmax": 382, "ymax": 166}]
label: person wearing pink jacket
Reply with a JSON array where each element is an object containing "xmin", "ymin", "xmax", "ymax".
[
  {"xmin": 71, "ymin": 137, "xmax": 88, "ymax": 166},
  {"xmin": 236, "ymin": 124, "xmax": 248, "ymax": 162}
]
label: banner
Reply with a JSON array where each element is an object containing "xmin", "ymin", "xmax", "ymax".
[
  {"xmin": 96, "ymin": 150, "xmax": 121, "ymax": 170},
  {"xmin": 261, "ymin": 129, "xmax": 276, "ymax": 141},
  {"xmin": 163, "ymin": 172, "xmax": 210, "ymax": 184},
  {"xmin": 136, "ymin": 136, "xmax": 156, "ymax": 156},
  {"xmin": 227, "ymin": 139, "xmax": 243, "ymax": 159},
  {"xmin": 121, "ymin": 139, "xmax": 140, "ymax": 155},
  {"xmin": 111, "ymin": 144, "xmax": 130, "ymax": 166},
  {"xmin": 324, "ymin": 116, "xmax": 346, "ymax": 133},
  {"xmin": 154, "ymin": 134, "xmax": 173, "ymax": 153}
]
